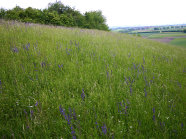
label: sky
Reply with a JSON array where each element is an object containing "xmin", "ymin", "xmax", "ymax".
[{"xmin": 0, "ymin": 0, "xmax": 186, "ymax": 27}]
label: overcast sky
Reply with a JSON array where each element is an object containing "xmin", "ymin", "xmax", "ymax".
[{"xmin": 0, "ymin": 0, "xmax": 186, "ymax": 27}]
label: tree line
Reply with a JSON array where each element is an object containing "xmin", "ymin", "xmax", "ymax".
[{"xmin": 0, "ymin": 1, "xmax": 109, "ymax": 31}]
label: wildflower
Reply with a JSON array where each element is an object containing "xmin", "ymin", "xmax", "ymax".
[
  {"xmin": 12, "ymin": 46, "xmax": 19, "ymax": 53},
  {"xmin": 143, "ymin": 57, "xmax": 145, "ymax": 64},
  {"xmin": 35, "ymin": 101, "xmax": 38, "ymax": 106},
  {"xmin": 58, "ymin": 64, "xmax": 63, "ymax": 68},
  {"xmin": 24, "ymin": 109, "xmax": 27, "ymax": 115},
  {"xmin": 144, "ymin": 88, "xmax": 147, "ymax": 97},
  {"xmin": 73, "ymin": 109, "xmax": 77, "ymax": 120},
  {"xmin": 31, "ymin": 110, "xmax": 34, "ymax": 118},
  {"xmin": 141, "ymin": 65, "xmax": 144, "ymax": 71},
  {"xmin": 130, "ymin": 86, "xmax": 132, "ymax": 95},
  {"xmin": 81, "ymin": 89, "xmax": 85, "ymax": 101},
  {"xmin": 41, "ymin": 62, "xmax": 46, "ymax": 68},
  {"xmin": 95, "ymin": 122, "xmax": 99, "ymax": 128},
  {"xmin": 125, "ymin": 106, "xmax": 128, "ymax": 114},
  {"xmin": 26, "ymin": 43, "xmax": 30, "ymax": 50},
  {"xmin": 181, "ymin": 123, "xmax": 183, "ymax": 129},
  {"xmin": 71, "ymin": 126, "xmax": 75, "ymax": 135},
  {"xmin": 152, "ymin": 107, "xmax": 155, "ymax": 121},
  {"xmin": 59, "ymin": 105, "xmax": 65, "ymax": 116},
  {"xmin": 102, "ymin": 124, "xmax": 107, "ymax": 135},
  {"xmin": 106, "ymin": 70, "xmax": 109, "ymax": 79}
]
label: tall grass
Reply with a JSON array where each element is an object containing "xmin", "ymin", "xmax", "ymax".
[{"xmin": 0, "ymin": 20, "xmax": 185, "ymax": 138}]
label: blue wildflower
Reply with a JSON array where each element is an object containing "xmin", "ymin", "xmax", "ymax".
[
  {"xmin": 81, "ymin": 89, "xmax": 85, "ymax": 101},
  {"xmin": 12, "ymin": 46, "xmax": 19, "ymax": 53},
  {"xmin": 102, "ymin": 124, "xmax": 107, "ymax": 135},
  {"xmin": 35, "ymin": 101, "xmax": 38, "ymax": 106}
]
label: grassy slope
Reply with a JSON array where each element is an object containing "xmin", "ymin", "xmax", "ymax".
[{"xmin": 0, "ymin": 21, "xmax": 185, "ymax": 138}]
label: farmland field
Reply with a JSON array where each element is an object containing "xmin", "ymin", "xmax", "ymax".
[
  {"xmin": 140, "ymin": 32, "xmax": 186, "ymax": 39},
  {"xmin": 138, "ymin": 32, "xmax": 186, "ymax": 47},
  {"xmin": 0, "ymin": 20, "xmax": 185, "ymax": 138}
]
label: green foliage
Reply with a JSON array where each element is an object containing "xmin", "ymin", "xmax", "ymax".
[
  {"xmin": 183, "ymin": 29, "xmax": 186, "ymax": 33},
  {"xmin": 0, "ymin": 2, "xmax": 109, "ymax": 31},
  {"xmin": 0, "ymin": 8, "xmax": 6, "ymax": 18},
  {"xmin": 85, "ymin": 11, "xmax": 109, "ymax": 30}
]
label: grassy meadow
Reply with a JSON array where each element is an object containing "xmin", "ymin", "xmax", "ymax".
[{"xmin": 0, "ymin": 20, "xmax": 185, "ymax": 138}]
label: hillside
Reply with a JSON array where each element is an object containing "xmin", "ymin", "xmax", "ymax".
[{"xmin": 0, "ymin": 20, "xmax": 185, "ymax": 138}]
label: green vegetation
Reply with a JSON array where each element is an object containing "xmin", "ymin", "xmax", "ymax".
[
  {"xmin": 0, "ymin": 1, "xmax": 109, "ymax": 31},
  {"xmin": 170, "ymin": 38, "xmax": 186, "ymax": 48},
  {"xmin": 140, "ymin": 32, "xmax": 186, "ymax": 39},
  {"xmin": 0, "ymin": 20, "xmax": 185, "ymax": 138}
]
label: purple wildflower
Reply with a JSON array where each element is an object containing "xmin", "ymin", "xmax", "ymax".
[
  {"xmin": 81, "ymin": 89, "xmax": 85, "ymax": 101},
  {"xmin": 95, "ymin": 122, "xmax": 99, "ymax": 128},
  {"xmin": 24, "ymin": 109, "xmax": 27, "ymax": 115},
  {"xmin": 73, "ymin": 109, "xmax": 77, "ymax": 120},
  {"xmin": 59, "ymin": 105, "xmax": 65, "ymax": 116},
  {"xmin": 66, "ymin": 48, "xmax": 70, "ymax": 55},
  {"xmin": 143, "ymin": 57, "xmax": 145, "ymax": 64},
  {"xmin": 41, "ymin": 62, "xmax": 46, "ymax": 68},
  {"xmin": 26, "ymin": 43, "xmax": 30, "ymax": 51},
  {"xmin": 67, "ymin": 114, "xmax": 71, "ymax": 125},
  {"xmin": 71, "ymin": 126, "xmax": 75, "ymax": 135},
  {"xmin": 58, "ymin": 64, "xmax": 63, "ymax": 68},
  {"xmin": 141, "ymin": 65, "xmax": 144, "ymax": 71},
  {"xmin": 102, "ymin": 124, "xmax": 107, "ymax": 135},
  {"xmin": 133, "ymin": 63, "xmax": 136, "ymax": 70},
  {"xmin": 181, "ymin": 123, "xmax": 183, "ymax": 129},
  {"xmin": 152, "ymin": 107, "xmax": 155, "ymax": 121},
  {"xmin": 31, "ymin": 110, "xmax": 34, "ymax": 118},
  {"xmin": 106, "ymin": 70, "xmax": 109, "ymax": 79},
  {"xmin": 130, "ymin": 86, "xmax": 132, "ymax": 95},
  {"xmin": 160, "ymin": 122, "xmax": 165, "ymax": 128},
  {"xmin": 12, "ymin": 46, "xmax": 19, "ymax": 53},
  {"xmin": 35, "ymin": 101, "xmax": 38, "ymax": 106}
]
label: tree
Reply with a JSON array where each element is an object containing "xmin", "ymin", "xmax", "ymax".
[
  {"xmin": 48, "ymin": 1, "xmax": 66, "ymax": 15},
  {"xmin": 1, "ymin": 1, "xmax": 109, "ymax": 31},
  {"xmin": 85, "ymin": 11, "xmax": 109, "ymax": 31},
  {"xmin": 0, "ymin": 8, "xmax": 6, "ymax": 19},
  {"xmin": 183, "ymin": 29, "xmax": 186, "ymax": 33}
]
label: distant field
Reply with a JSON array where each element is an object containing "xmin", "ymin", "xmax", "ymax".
[
  {"xmin": 138, "ymin": 32, "xmax": 186, "ymax": 47},
  {"xmin": 169, "ymin": 38, "xmax": 186, "ymax": 48},
  {"xmin": 140, "ymin": 32, "xmax": 186, "ymax": 39}
]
